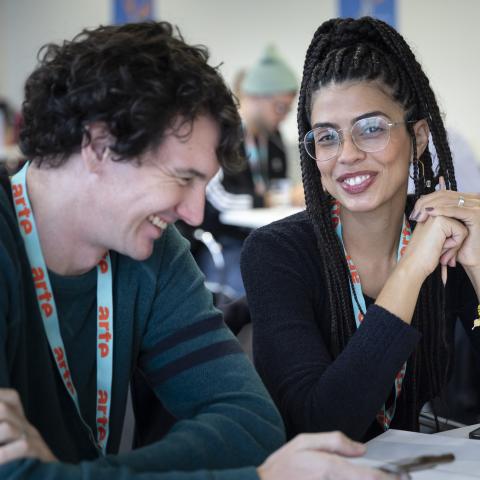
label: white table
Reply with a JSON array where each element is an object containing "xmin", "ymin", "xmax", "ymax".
[
  {"xmin": 219, "ymin": 206, "xmax": 303, "ymax": 229},
  {"xmin": 351, "ymin": 427, "xmax": 480, "ymax": 478}
]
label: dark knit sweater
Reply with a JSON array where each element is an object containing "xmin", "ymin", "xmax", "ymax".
[
  {"xmin": 0, "ymin": 176, "xmax": 285, "ymax": 479},
  {"xmin": 241, "ymin": 211, "xmax": 480, "ymax": 441}
]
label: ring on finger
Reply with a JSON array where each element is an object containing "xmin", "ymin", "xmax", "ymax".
[{"xmin": 458, "ymin": 195, "xmax": 465, "ymax": 207}]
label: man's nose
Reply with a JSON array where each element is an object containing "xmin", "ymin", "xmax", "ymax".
[{"xmin": 177, "ymin": 188, "xmax": 206, "ymax": 226}]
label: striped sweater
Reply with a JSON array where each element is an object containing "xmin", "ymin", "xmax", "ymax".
[{"xmin": 0, "ymin": 178, "xmax": 285, "ymax": 479}]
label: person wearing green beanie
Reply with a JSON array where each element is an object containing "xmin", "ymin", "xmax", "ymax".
[
  {"xmin": 241, "ymin": 45, "xmax": 297, "ymax": 127},
  {"xmin": 241, "ymin": 45, "xmax": 298, "ymax": 139},
  {"xmin": 197, "ymin": 46, "xmax": 298, "ymax": 300}
]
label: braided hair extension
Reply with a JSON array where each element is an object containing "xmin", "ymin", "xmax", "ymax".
[{"xmin": 297, "ymin": 17, "xmax": 455, "ymax": 430}]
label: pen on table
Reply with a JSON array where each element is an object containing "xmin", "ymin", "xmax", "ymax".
[
  {"xmin": 379, "ymin": 452, "xmax": 455, "ymax": 475},
  {"xmin": 439, "ymin": 175, "xmax": 448, "ymax": 286}
]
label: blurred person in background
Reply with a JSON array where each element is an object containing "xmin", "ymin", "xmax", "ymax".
[
  {"xmin": 0, "ymin": 99, "xmax": 17, "ymax": 146},
  {"xmin": 0, "ymin": 98, "xmax": 24, "ymax": 175},
  {"xmin": 408, "ymin": 128, "xmax": 480, "ymax": 194},
  {"xmin": 195, "ymin": 46, "xmax": 299, "ymax": 299}
]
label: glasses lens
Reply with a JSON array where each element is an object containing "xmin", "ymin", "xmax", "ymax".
[
  {"xmin": 274, "ymin": 102, "xmax": 291, "ymax": 115},
  {"xmin": 304, "ymin": 127, "xmax": 339, "ymax": 161},
  {"xmin": 352, "ymin": 116, "xmax": 390, "ymax": 152}
]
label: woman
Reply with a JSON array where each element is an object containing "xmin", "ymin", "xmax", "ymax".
[{"xmin": 241, "ymin": 16, "xmax": 480, "ymax": 442}]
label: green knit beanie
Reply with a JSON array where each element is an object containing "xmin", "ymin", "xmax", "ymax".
[{"xmin": 242, "ymin": 45, "xmax": 297, "ymax": 96}]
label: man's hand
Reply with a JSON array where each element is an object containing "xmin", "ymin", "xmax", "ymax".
[
  {"xmin": 257, "ymin": 431, "xmax": 408, "ymax": 480},
  {"xmin": 0, "ymin": 388, "xmax": 57, "ymax": 464}
]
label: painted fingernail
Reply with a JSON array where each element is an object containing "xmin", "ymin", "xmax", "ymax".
[
  {"xmin": 425, "ymin": 207, "xmax": 434, "ymax": 211},
  {"xmin": 409, "ymin": 210, "xmax": 418, "ymax": 220},
  {"xmin": 413, "ymin": 210, "xmax": 421, "ymax": 220}
]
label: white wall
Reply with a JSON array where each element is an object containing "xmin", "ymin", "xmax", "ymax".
[
  {"xmin": 1, "ymin": 0, "xmax": 109, "ymax": 108},
  {"xmin": 398, "ymin": 0, "xmax": 480, "ymax": 160},
  {"xmin": 2, "ymin": 0, "xmax": 480, "ymax": 160},
  {"xmin": 0, "ymin": 1, "xmax": 7, "ymax": 95}
]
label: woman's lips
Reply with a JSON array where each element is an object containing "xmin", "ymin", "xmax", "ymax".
[{"xmin": 337, "ymin": 172, "xmax": 377, "ymax": 194}]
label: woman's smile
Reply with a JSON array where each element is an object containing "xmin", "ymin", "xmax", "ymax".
[{"xmin": 336, "ymin": 170, "xmax": 378, "ymax": 194}]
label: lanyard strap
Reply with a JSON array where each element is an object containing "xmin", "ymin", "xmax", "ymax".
[
  {"xmin": 11, "ymin": 163, "xmax": 113, "ymax": 455},
  {"xmin": 245, "ymin": 134, "xmax": 268, "ymax": 195},
  {"xmin": 332, "ymin": 201, "xmax": 410, "ymax": 430}
]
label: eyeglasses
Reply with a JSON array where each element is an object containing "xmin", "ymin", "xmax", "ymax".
[
  {"xmin": 273, "ymin": 101, "xmax": 292, "ymax": 116},
  {"xmin": 303, "ymin": 115, "xmax": 408, "ymax": 162}
]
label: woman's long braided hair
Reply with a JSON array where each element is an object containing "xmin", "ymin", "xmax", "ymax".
[{"xmin": 297, "ymin": 17, "xmax": 456, "ymax": 428}]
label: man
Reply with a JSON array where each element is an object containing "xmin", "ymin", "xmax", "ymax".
[{"xmin": 0, "ymin": 21, "xmax": 398, "ymax": 480}]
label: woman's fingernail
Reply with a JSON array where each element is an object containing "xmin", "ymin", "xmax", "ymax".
[
  {"xmin": 425, "ymin": 207, "xmax": 434, "ymax": 212},
  {"xmin": 409, "ymin": 210, "xmax": 418, "ymax": 220}
]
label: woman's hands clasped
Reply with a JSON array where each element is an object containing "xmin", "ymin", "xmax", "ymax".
[
  {"xmin": 411, "ymin": 190, "xmax": 480, "ymax": 269},
  {"xmin": 408, "ymin": 190, "xmax": 480, "ymax": 277}
]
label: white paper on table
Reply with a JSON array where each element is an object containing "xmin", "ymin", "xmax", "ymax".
[{"xmin": 348, "ymin": 429, "xmax": 480, "ymax": 479}]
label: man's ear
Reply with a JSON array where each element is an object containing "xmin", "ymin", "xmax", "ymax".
[
  {"xmin": 412, "ymin": 119, "xmax": 430, "ymax": 157},
  {"xmin": 81, "ymin": 122, "xmax": 114, "ymax": 172}
]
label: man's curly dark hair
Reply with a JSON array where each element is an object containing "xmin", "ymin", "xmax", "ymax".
[{"xmin": 20, "ymin": 21, "xmax": 242, "ymax": 169}]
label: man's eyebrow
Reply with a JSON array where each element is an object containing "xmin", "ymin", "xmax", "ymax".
[
  {"xmin": 311, "ymin": 111, "xmax": 389, "ymax": 129},
  {"xmin": 174, "ymin": 168, "xmax": 208, "ymax": 180}
]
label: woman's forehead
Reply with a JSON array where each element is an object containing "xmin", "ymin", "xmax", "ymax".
[{"xmin": 310, "ymin": 81, "xmax": 404, "ymax": 123}]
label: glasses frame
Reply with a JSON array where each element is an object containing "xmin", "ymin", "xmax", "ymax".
[{"xmin": 303, "ymin": 115, "xmax": 413, "ymax": 162}]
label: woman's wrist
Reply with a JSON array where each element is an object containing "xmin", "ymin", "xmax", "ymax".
[
  {"xmin": 394, "ymin": 255, "xmax": 428, "ymax": 289},
  {"xmin": 375, "ymin": 257, "xmax": 425, "ymax": 324}
]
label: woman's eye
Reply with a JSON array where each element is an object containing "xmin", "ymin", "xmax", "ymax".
[
  {"xmin": 315, "ymin": 130, "xmax": 337, "ymax": 145},
  {"xmin": 318, "ymin": 134, "xmax": 334, "ymax": 143},
  {"xmin": 360, "ymin": 125, "xmax": 385, "ymax": 137}
]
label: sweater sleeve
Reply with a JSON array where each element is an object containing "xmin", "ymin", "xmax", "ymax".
[
  {"xmin": 206, "ymin": 169, "xmax": 254, "ymax": 212},
  {"xmin": 241, "ymin": 222, "xmax": 421, "ymax": 441},
  {"xmin": 0, "ymin": 461, "xmax": 259, "ymax": 480}
]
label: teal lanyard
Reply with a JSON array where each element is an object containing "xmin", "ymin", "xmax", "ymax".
[
  {"xmin": 332, "ymin": 200, "xmax": 410, "ymax": 430},
  {"xmin": 245, "ymin": 134, "xmax": 268, "ymax": 194},
  {"xmin": 11, "ymin": 162, "xmax": 113, "ymax": 455}
]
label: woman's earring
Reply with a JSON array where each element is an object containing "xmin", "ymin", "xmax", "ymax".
[
  {"xmin": 409, "ymin": 158, "xmax": 431, "ymax": 189},
  {"xmin": 418, "ymin": 160, "xmax": 432, "ymax": 188}
]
